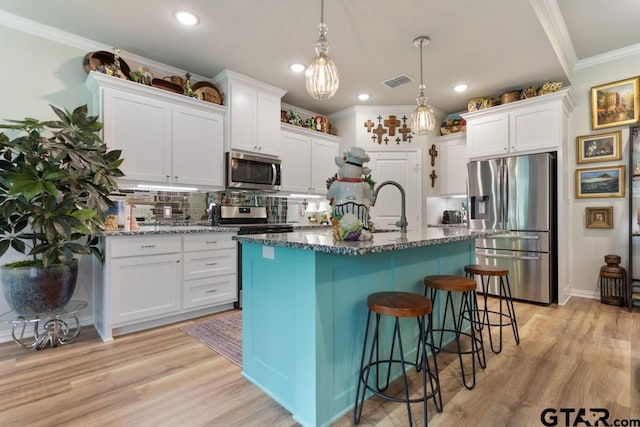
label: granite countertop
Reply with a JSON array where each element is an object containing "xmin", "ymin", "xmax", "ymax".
[
  {"xmin": 102, "ymin": 224, "xmax": 239, "ymax": 236},
  {"xmin": 233, "ymin": 227, "xmax": 505, "ymax": 256}
]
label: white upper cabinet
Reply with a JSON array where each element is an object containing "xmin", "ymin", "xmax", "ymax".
[
  {"xmin": 436, "ymin": 133, "xmax": 467, "ymax": 196},
  {"xmin": 213, "ymin": 70, "xmax": 286, "ymax": 157},
  {"xmin": 280, "ymin": 124, "xmax": 340, "ymax": 194},
  {"xmin": 86, "ymin": 72, "xmax": 227, "ymax": 190},
  {"xmin": 462, "ymin": 88, "xmax": 574, "ymax": 160},
  {"xmin": 172, "ymin": 105, "xmax": 224, "ymax": 187}
]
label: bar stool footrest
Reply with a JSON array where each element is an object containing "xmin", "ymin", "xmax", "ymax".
[{"xmin": 359, "ymin": 360, "xmax": 440, "ymax": 404}]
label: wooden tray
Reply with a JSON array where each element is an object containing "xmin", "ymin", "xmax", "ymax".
[{"xmin": 151, "ymin": 78, "xmax": 184, "ymax": 94}]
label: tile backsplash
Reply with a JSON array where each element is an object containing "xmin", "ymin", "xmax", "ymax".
[{"xmin": 112, "ymin": 190, "xmax": 292, "ymax": 223}]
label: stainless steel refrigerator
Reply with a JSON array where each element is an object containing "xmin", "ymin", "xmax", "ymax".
[{"xmin": 467, "ymin": 152, "xmax": 557, "ymax": 304}]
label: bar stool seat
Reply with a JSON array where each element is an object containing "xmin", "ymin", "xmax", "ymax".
[
  {"xmin": 423, "ymin": 275, "xmax": 486, "ymax": 390},
  {"xmin": 354, "ymin": 291, "xmax": 442, "ymax": 426},
  {"xmin": 464, "ymin": 264, "xmax": 519, "ymax": 354}
]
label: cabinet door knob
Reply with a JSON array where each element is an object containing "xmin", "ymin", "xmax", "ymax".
[
  {"xmin": 174, "ymin": 175, "xmax": 179, "ymax": 180},
  {"xmin": 166, "ymin": 174, "xmax": 170, "ymax": 180}
]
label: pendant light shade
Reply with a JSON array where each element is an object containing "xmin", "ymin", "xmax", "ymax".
[
  {"xmin": 306, "ymin": 0, "xmax": 339, "ymax": 100},
  {"xmin": 410, "ymin": 36, "xmax": 436, "ymax": 135}
]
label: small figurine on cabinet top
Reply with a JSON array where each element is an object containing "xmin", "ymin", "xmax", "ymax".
[{"xmin": 326, "ymin": 147, "xmax": 375, "ymax": 241}]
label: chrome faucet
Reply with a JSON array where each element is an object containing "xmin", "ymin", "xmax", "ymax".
[{"xmin": 372, "ymin": 180, "xmax": 408, "ymax": 234}]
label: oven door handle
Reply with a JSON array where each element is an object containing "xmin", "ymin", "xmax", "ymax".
[
  {"xmin": 271, "ymin": 164, "xmax": 277, "ymax": 185},
  {"xmin": 477, "ymin": 252, "xmax": 541, "ymax": 261}
]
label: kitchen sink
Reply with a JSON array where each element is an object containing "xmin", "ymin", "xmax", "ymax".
[{"xmin": 371, "ymin": 228, "xmax": 398, "ymax": 233}]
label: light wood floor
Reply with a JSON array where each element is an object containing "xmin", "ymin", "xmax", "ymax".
[{"xmin": 0, "ymin": 297, "xmax": 638, "ymax": 427}]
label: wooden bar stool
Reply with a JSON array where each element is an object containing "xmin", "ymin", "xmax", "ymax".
[
  {"xmin": 423, "ymin": 275, "xmax": 486, "ymax": 390},
  {"xmin": 464, "ymin": 264, "xmax": 520, "ymax": 354},
  {"xmin": 354, "ymin": 291, "xmax": 442, "ymax": 427}
]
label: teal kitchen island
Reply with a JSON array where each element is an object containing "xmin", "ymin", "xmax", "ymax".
[{"xmin": 234, "ymin": 226, "xmax": 501, "ymax": 427}]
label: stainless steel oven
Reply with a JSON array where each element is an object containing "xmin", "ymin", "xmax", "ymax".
[{"xmin": 226, "ymin": 151, "xmax": 281, "ymax": 191}]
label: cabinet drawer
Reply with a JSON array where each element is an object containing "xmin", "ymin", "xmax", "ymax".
[
  {"xmin": 110, "ymin": 236, "xmax": 181, "ymax": 258},
  {"xmin": 183, "ymin": 249, "xmax": 237, "ymax": 280},
  {"xmin": 183, "ymin": 233, "xmax": 236, "ymax": 252},
  {"xmin": 183, "ymin": 274, "xmax": 237, "ymax": 309}
]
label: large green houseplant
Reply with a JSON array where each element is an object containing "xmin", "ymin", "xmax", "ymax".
[{"xmin": 0, "ymin": 104, "xmax": 123, "ymax": 315}]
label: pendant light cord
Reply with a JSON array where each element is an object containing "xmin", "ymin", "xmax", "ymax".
[
  {"xmin": 419, "ymin": 39, "xmax": 424, "ymax": 93},
  {"xmin": 320, "ymin": 0, "xmax": 325, "ymax": 24}
]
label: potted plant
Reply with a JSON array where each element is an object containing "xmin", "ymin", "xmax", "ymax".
[{"xmin": 0, "ymin": 104, "xmax": 123, "ymax": 315}]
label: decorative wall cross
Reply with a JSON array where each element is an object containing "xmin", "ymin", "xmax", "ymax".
[
  {"xmin": 364, "ymin": 114, "xmax": 412, "ymax": 144},
  {"xmin": 429, "ymin": 170, "xmax": 438, "ymax": 188},
  {"xmin": 428, "ymin": 144, "xmax": 438, "ymax": 167},
  {"xmin": 364, "ymin": 120, "xmax": 374, "ymax": 132},
  {"xmin": 384, "ymin": 115, "xmax": 400, "ymax": 136},
  {"xmin": 400, "ymin": 116, "xmax": 412, "ymax": 142},
  {"xmin": 372, "ymin": 124, "xmax": 387, "ymax": 144}
]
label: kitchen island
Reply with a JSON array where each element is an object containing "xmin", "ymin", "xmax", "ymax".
[{"xmin": 234, "ymin": 226, "xmax": 502, "ymax": 427}]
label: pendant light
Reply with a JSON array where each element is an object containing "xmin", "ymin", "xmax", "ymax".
[
  {"xmin": 410, "ymin": 36, "xmax": 436, "ymax": 135},
  {"xmin": 305, "ymin": 0, "xmax": 339, "ymax": 100}
]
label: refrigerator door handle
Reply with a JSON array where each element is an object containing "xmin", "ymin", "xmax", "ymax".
[
  {"xmin": 489, "ymin": 235, "xmax": 540, "ymax": 240},
  {"xmin": 477, "ymin": 252, "xmax": 541, "ymax": 261}
]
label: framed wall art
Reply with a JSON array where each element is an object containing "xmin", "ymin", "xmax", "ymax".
[
  {"xmin": 591, "ymin": 77, "xmax": 639, "ymax": 130},
  {"xmin": 585, "ymin": 206, "xmax": 613, "ymax": 229},
  {"xmin": 576, "ymin": 130, "xmax": 622, "ymax": 164},
  {"xmin": 575, "ymin": 165, "xmax": 625, "ymax": 198}
]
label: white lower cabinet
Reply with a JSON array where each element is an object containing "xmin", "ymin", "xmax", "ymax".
[
  {"xmin": 110, "ymin": 252, "xmax": 182, "ymax": 324},
  {"xmin": 183, "ymin": 233, "xmax": 237, "ymax": 309},
  {"xmin": 95, "ymin": 233, "xmax": 237, "ymax": 341}
]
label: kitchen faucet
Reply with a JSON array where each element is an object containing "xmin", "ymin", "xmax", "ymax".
[{"xmin": 372, "ymin": 180, "xmax": 408, "ymax": 235}]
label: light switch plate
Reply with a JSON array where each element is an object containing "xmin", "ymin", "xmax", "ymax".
[{"xmin": 262, "ymin": 246, "xmax": 275, "ymax": 260}]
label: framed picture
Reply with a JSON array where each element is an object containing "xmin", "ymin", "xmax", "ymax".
[
  {"xmin": 576, "ymin": 130, "xmax": 622, "ymax": 164},
  {"xmin": 585, "ymin": 206, "xmax": 613, "ymax": 229},
  {"xmin": 575, "ymin": 165, "xmax": 625, "ymax": 198},
  {"xmin": 591, "ymin": 77, "xmax": 640, "ymax": 130}
]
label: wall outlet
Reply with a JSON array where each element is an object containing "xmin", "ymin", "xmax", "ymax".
[{"xmin": 163, "ymin": 206, "xmax": 172, "ymax": 218}]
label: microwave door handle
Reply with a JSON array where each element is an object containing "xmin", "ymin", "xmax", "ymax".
[{"xmin": 271, "ymin": 163, "xmax": 277, "ymax": 185}]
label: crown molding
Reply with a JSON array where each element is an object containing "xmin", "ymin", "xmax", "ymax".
[
  {"xmin": 575, "ymin": 43, "xmax": 640, "ymax": 70},
  {"xmin": 0, "ymin": 10, "xmax": 110, "ymax": 52},
  {"xmin": 0, "ymin": 10, "xmax": 210, "ymax": 82},
  {"xmin": 529, "ymin": 0, "xmax": 577, "ymax": 83}
]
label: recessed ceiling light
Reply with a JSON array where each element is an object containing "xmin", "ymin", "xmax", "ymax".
[
  {"xmin": 173, "ymin": 10, "xmax": 199, "ymax": 26},
  {"xmin": 289, "ymin": 63, "xmax": 306, "ymax": 73},
  {"xmin": 357, "ymin": 93, "xmax": 371, "ymax": 101},
  {"xmin": 454, "ymin": 84, "xmax": 468, "ymax": 93}
]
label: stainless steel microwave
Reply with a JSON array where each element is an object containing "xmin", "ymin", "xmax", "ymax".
[{"xmin": 226, "ymin": 151, "xmax": 281, "ymax": 191}]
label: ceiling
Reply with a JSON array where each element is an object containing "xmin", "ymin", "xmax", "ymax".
[{"xmin": 0, "ymin": 0, "xmax": 639, "ymax": 117}]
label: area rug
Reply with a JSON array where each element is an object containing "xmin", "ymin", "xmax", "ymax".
[{"xmin": 181, "ymin": 311, "xmax": 242, "ymax": 367}]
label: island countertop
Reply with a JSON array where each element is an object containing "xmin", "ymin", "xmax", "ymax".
[{"xmin": 233, "ymin": 227, "xmax": 504, "ymax": 256}]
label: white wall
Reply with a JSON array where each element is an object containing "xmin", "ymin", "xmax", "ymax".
[
  {"xmin": 0, "ymin": 25, "xmax": 98, "ymax": 341},
  {"xmin": 569, "ymin": 53, "xmax": 640, "ymax": 298}
]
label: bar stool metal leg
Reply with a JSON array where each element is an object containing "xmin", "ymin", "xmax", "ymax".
[
  {"xmin": 465, "ymin": 265, "xmax": 520, "ymax": 354},
  {"xmin": 354, "ymin": 292, "xmax": 441, "ymax": 426}
]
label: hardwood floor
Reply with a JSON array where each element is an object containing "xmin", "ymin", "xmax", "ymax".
[{"xmin": 0, "ymin": 297, "xmax": 638, "ymax": 427}]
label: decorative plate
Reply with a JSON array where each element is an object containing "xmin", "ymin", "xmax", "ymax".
[{"xmin": 192, "ymin": 81, "xmax": 223, "ymax": 105}]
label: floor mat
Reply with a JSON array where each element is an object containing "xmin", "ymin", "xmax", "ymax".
[{"xmin": 181, "ymin": 311, "xmax": 242, "ymax": 367}]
